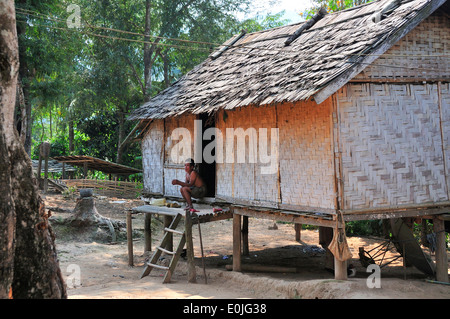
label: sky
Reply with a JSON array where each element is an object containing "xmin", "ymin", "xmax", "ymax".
[{"xmin": 247, "ymin": 0, "xmax": 315, "ymax": 23}]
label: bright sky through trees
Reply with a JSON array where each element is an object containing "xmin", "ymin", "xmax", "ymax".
[{"xmin": 246, "ymin": 0, "xmax": 314, "ymax": 23}]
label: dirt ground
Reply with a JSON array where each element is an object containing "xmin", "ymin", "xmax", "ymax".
[{"xmin": 43, "ymin": 193, "xmax": 450, "ymax": 299}]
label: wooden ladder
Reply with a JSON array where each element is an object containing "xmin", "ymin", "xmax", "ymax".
[{"xmin": 140, "ymin": 213, "xmax": 186, "ymax": 283}]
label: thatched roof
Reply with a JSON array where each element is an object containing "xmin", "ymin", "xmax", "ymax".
[
  {"xmin": 129, "ymin": 0, "xmax": 448, "ymax": 120},
  {"xmin": 32, "ymin": 159, "xmax": 77, "ymax": 173}
]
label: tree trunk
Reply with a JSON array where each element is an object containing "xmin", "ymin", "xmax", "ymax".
[
  {"xmin": 143, "ymin": 0, "xmax": 152, "ymax": 101},
  {"xmin": 163, "ymin": 51, "xmax": 170, "ymax": 88},
  {"xmin": 69, "ymin": 117, "xmax": 74, "ymax": 154},
  {"xmin": 0, "ymin": 1, "xmax": 66, "ymax": 299},
  {"xmin": 16, "ymin": 7, "xmax": 32, "ymax": 156},
  {"xmin": 116, "ymin": 111, "xmax": 125, "ymax": 164}
]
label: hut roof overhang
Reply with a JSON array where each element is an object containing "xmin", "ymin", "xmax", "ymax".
[
  {"xmin": 129, "ymin": 0, "xmax": 449, "ymax": 121},
  {"xmin": 52, "ymin": 155, "xmax": 142, "ymax": 175}
]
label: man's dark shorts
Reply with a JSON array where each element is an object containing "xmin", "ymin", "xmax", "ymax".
[{"xmin": 190, "ymin": 185, "xmax": 207, "ymax": 198}]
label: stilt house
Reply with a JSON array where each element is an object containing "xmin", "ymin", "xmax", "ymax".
[{"xmin": 129, "ymin": 0, "xmax": 449, "ymax": 280}]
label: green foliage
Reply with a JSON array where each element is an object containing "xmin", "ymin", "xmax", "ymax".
[
  {"xmin": 18, "ymin": 0, "xmax": 290, "ymax": 174},
  {"xmin": 346, "ymin": 220, "xmax": 385, "ymax": 237},
  {"xmin": 302, "ymin": 0, "xmax": 374, "ymax": 19}
]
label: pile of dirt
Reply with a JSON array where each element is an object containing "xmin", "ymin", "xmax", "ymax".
[{"xmin": 43, "ymin": 193, "xmax": 450, "ymax": 299}]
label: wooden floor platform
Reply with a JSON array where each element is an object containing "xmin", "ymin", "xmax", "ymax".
[{"xmin": 131, "ymin": 204, "xmax": 233, "ymax": 223}]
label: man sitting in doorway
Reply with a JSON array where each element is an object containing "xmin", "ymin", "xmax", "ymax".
[{"xmin": 172, "ymin": 158, "xmax": 206, "ymax": 211}]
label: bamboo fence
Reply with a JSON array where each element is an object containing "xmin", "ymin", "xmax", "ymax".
[{"xmin": 61, "ymin": 179, "xmax": 142, "ymax": 199}]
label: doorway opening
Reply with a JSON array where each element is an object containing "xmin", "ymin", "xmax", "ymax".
[{"xmin": 198, "ymin": 113, "xmax": 216, "ymax": 198}]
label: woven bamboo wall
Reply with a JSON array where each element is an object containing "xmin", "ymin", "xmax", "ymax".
[
  {"xmin": 353, "ymin": 12, "xmax": 449, "ymax": 82},
  {"xmin": 336, "ymin": 82, "xmax": 449, "ymax": 210},
  {"xmin": 163, "ymin": 114, "xmax": 196, "ymax": 197},
  {"xmin": 215, "ymin": 100, "xmax": 336, "ymax": 210},
  {"xmin": 141, "ymin": 120, "xmax": 164, "ymax": 194},
  {"xmin": 277, "ymin": 100, "xmax": 336, "ymax": 209},
  {"xmin": 440, "ymin": 82, "xmax": 450, "ymax": 198},
  {"xmin": 215, "ymin": 106, "xmax": 279, "ymax": 204}
]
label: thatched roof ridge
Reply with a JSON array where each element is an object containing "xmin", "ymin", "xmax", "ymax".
[{"xmin": 129, "ymin": 0, "xmax": 447, "ymax": 120}]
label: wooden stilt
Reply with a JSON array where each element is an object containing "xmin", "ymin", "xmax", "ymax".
[
  {"xmin": 334, "ymin": 258, "xmax": 347, "ymax": 281},
  {"xmin": 242, "ymin": 216, "xmax": 249, "ymax": 256},
  {"xmin": 126, "ymin": 210, "xmax": 133, "ymax": 267},
  {"xmin": 233, "ymin": 213, "xmax": 242, "ymax": 271},
  {"xmin": 433, "ymin": 216, "xmax": 449, "ymax": 283},
  {"xmin": 144, "ymin": 213, "xmax": 152, "ymax": 252},
  {"xmin": 319, "ymin": 226, "xmax": 334, "ymax": 271},
  {"xmin": 163, "ymin": 215, "xmax": 173, "ymax": 252},
  {"xmin": 185, "ymin": 209, "xmax": 196, "ymax": 283},
  {"xmin": 295, "ymin": 223, "xmax": 302, "ymax": 241}
]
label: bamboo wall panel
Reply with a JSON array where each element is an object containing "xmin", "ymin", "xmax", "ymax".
[
  {"xmin": 439, "ymin": 82, "xmax": 450, "ymax": 198},
  {"xmin": 163, "ymin": 114, "xmax": 196, "ymax": 196},
  {"xmin": 353, "ymin": 13, "xmax": 450, "ymax": 82},
  {"xmin": 215, "ymin": 106, "xmax": 279, "ymax": 203},
  {"xmin": 142, "ymin": 120, "xmax": 164, "ymax": 194},
  {"xmin": 337, "ymin": 83, "xmax": 448, "ymax": 210},
  {"xmin": 277, "ymin": 100, "xmax": 335, "ymax": 209},
  {"xmin": 163, "ymin": 167, "xmax": 187, "ymax": 197},
  {"xmin": 216, "ymin": 101, "xmax": 335, "ymax": 210}
]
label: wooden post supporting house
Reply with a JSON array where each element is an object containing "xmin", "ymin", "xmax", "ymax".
[
  {"xmin": 185, "ymin": 210, "xmax": 196, "ymax": 283},
  {"xmin": 295, "ymin": 224, "xmax": 302, "ymax": 242},
  {"xmin": 334, "ymin": 258, "xmax": 348, "ymax": 281},
  {"xmin": 144, "ymin": 214, "xmax": 152, "ymax": 252},
  {"xmin": 164, "ymin": 215, "xmax": 174, "ymax": 252},
  {"xmin": 242, "ymin": 216, "xmax": 249, "ymax": 256},
  {"xmin": 126, "ymin": 210, "xmax": 134, "ymax": 267},
  {"xmin": 233, "ymin": 213, "xmax": 242, "ymax": 271},
  {"xmin": 433, "ymin": 216, "xmax": 449, "ymax": 282}
]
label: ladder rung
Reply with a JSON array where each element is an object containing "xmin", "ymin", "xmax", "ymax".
[
  {"xmin": 164, "ymin": 227, "xmax": 184, "ymax": 235},
  {"xmin": 157, "ymin": 246, "xmax": 175, "ymax": 255},
  {"xmin": 147, "ymin": 263, "xmax": 169, "ymax": 270}
]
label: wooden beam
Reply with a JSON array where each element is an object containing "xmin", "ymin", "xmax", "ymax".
[
  {"xmin": 343, "ymin": 205, "xmax": 450, "ymax": 221},
  {"xmin": 349, "ymin": 78, "xmax": 450, "ymax": 84},
  {"xmin": 233, "ymin": 206, "xmax": 336, "ymax": 228},
  {"xmin": 284, "ymin": 7, "xmax": 327, "ymax": 46}
]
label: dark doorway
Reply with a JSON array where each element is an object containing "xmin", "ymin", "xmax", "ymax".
[{"xmin": 198, "ymin": 113, "xmax": 216, "ymax": 198}]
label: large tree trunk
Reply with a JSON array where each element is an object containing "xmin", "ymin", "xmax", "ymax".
[
  {"xmin": 16, "ymin": 4, "xmax": 32, "ymax": 156},
  {"xmin": 0, "ymin": 0, "xmax": 66, "ymax": 299}
]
